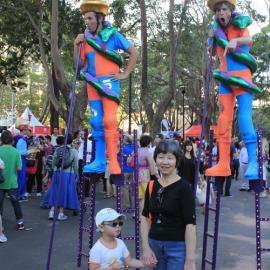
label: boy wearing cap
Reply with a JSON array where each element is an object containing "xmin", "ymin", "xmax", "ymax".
[
  {"xmin": 89, "ymin": 208, "xmax": 146, "ymax": 270},
  {"xmin": 74, "ymin": 0, "xmax": 138, "ymax": 176}
]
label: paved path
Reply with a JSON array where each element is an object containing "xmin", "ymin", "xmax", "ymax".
[{"xmin": 0, "ymin": 179, "xmax": 270, "ymax": 270}]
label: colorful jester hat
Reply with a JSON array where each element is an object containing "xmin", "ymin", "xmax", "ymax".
[
  {"xmin": 80, "ymin": 0, "xmax": 109, "ymax": 15},
  {"xmin": 207, "ymin": 0, "xmax": 236, "ymax": 11}
]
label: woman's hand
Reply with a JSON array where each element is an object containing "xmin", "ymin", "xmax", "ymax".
[
  {"xmin": 184, "ymin": 259, "xmax": 196, "ymax": 270},
  {"xmin": 142, "ymin": 246, "xmax": 157, "ymax": 268},
  {"xmin": 110, "ymin": 262, "xmax": 124, "ymax": 270}
]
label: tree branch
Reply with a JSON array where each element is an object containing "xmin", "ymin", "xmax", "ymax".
[{"xmin": 20, "ymin": 1, "xmax": 51, "ymax": 44}]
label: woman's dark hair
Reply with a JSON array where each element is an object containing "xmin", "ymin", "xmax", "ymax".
[
  {"xmin": 56, "ymin": 136, "xmax": 64, "ymax": 146},
  {"xmin": 1, "ymin": 130, "xmax": 13, "ymax": 145},
  {"xmin": 73, "ymin": 130, "xmax": 80, "ymax": 139},
  {"xmin": 140, "ymin": 135, "xmax": 153, "ymax": 147},
  {"xmin": 214, "ymin": 1, "xmax": 235, "ymax": 12},
  {"xmin": 45, "ymin": 135, "xmax": 51, "ymax": 141},
  {"xmin": 184, "ymin": 141, "xmax": 195, "ymax": 159},
  {"xmin": 154, "ymin": 140, "xmax": 183, "ymax": 167}
]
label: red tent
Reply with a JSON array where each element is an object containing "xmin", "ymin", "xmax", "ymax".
[{"xmin": 185, "ymin": 125, "xmax": 217, "ymax": 138}]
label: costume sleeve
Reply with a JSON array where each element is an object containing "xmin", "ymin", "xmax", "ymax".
[
  {"xmin": 141, "ymin": 183, "xmax": 150, "ymax": 218},
  {"xmin": 114, "ymin": 32, "xmax": 132, "ymax": 51},
  {"xmin": 16, "ymin": 138, "xmax": 28, "ymax": 156},
  {"xmin": 180, "ymin": 181, "xmax": 196, "ymax": 225}
]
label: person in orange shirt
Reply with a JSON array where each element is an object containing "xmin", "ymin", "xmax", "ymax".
[
  {"xmin": 205, "ymin": 0, "xmax": 261, "ymax": 181},
  {"xmin": 74, "ymin": 0, "xmax": 138, "ymax": 175}
]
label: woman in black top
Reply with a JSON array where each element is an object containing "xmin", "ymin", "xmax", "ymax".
[
  {"xmin": 178, "ymin": 141, "xmax": 196, "ymax": 190},
  {"xmin": 141, "ymin": 140, "xmax": 196, "ymax": 270}
]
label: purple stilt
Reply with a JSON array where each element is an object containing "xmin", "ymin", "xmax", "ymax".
[
  {"xmin": 76, "ymin": 129, "xmax": 141, "ymax": 268},
  {"xmin": 116, "ymin": 129, "xmax": 140, "ymax": 263},
  {"xmin": 194, "ymin": 38, "xmax": 214, "ymax": 195},
  {"xmin": 46, "ymin": 44, "xmax": 82, "ymax": 270},
  {"xmin": 201, "ymin": 130, "xmax": 222, "ymax": 270},
  {"xmin": 254, "ymin": 129, "xmax": 270, "ymax": 270},
  {"xmin": 133, "ymin": 130, "xmax": 140, "ymax": 261},
  {"xmin": 77, "ymin": 128, "xmax": 88, "ymax": 267}
]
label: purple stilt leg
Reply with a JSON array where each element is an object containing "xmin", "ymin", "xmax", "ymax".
[
  {"xmin": 115, "ymin": 129, "xmax": 124, "ymax": 214},
  {"xmin": 77, "ymin": 129, "xmax": 88, "ymax": 267},
  {"xmin": 201, "ymin": 130, "xmax": 222, "ymax": 270},
  {"xmin": 133, "ymin": 130, "xmax": 140, "ymax": 262},
  {"xmin": 255, "ymin": 129, "xmax": 263, "ymax": 270},
  {"xmin": 194, "ymin": 38, "xmax": 214, "ymax": 195},
  {"xmin": 46, "ymin": 44, "xmax": 82, "ymax": 270}
]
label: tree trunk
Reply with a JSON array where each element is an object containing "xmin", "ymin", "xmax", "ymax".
[
  {"xmin": 50, "ymin": 66, "xmax": 60, "ymax": 130},
  {"xmin": 137, "ymin": 0, "xmax": 189, "ymax": 137}
]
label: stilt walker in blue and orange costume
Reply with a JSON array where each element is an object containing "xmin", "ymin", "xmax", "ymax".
[
  {"xmin": 205, "ymin": 0, "xmax": 262, "ymax": 180},
  {"xmin": 74, "ymin": 0, "xmax": 138, "ymax": 175}
]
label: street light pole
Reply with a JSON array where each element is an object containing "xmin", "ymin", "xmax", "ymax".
[
  {"xmin": 128, "ymin": 73, "xmax": 132, "ymax": 135},
  {"xmin": 182, "ymin": 88, "xmax": 186, "ymax": 140}
]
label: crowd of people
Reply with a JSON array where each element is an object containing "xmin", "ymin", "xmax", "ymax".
[{"xmin": 1, "ymin": 124, "xmax": 269, "ymax": 268}]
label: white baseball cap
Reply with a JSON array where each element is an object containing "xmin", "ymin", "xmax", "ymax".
[{"xmin": 95, "ymin": 208, "xmax": 125, "ymax": 230}]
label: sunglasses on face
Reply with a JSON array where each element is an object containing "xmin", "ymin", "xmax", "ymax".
[{"xmin": 103, "ymin": 221, "xmax": 124, "ymax": 227}]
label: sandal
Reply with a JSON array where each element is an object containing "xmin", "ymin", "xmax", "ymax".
[{"xmin": 104, "ymin": 194, "xmax": 111, "ymax": 199}]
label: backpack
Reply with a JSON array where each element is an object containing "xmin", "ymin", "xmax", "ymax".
[
  {"xmin": 46, "ymin": 155, "xmax": 54, "ymax": 171},
  {"xmin": 55, "ymin": 146, "xmax": 73, "ymax": 169},
  {"xmin": 148, "ymin": 180, "xmax": 154, "ymax": 225},
  {"xmin": 26, "ymin": 148, "xmax": 39, "ymax": 167}
]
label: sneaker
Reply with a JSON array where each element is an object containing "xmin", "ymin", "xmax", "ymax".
[
  {"xmin": 48, "ymin": 210, "xmax": 54, "ymax": 220},
  {"xmin": 0, "ymin": 234, "xmax": 7, "ymax": 243},
  {"xmin": 36, "ymin": 193, "xmax": 42, "ymax": 197},
  {"xmin": 19, "ymin": 196, "xmax": 28, "ymax": 202},
  {"xmin": 24, "ymin": 192, "xmax": 31, "ymax": 198},
  {"xmin": 73, "ymin": 210, "xmax": 79, "ymax": 216},
  {"xmin": 57, "ymin": 212, "xmax": 68, "ymax": 221},
  {"xmin": 17, "ymin": 222, "xmax": 25, "ymax": 230}
]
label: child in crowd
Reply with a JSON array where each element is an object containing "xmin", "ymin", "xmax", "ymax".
[{"xmin": 89, "ymin": 208, "xmax": 145, "ymax": 270}]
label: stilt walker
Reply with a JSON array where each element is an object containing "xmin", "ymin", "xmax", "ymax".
[
  {"xmin": 74, "ymin": 0, "xmax": 138, "ymax": 176},
  {"xmin": 205, "ymin": 0, "xmax": 261, "ymax": 181}
]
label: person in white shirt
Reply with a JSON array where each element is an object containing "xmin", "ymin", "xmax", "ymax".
[
  {"xmin": 78, "ymin": 131, "xmax": 92, "ymax": 197},
  {"xmin": 51, "ymin": 127, "xmax": 59, "ymax": 147},
  {"xmin": 89, "ymin": 208, "xmax": 146, "ymax": 270},
  {"xmin": 239, "ymin": 142, "xmax": 249, "ymax": 191}
]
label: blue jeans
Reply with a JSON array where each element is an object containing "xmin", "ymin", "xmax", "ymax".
[{"xmin": 149, "ymin": 238, "xmax": 186, "ymax": 270}]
